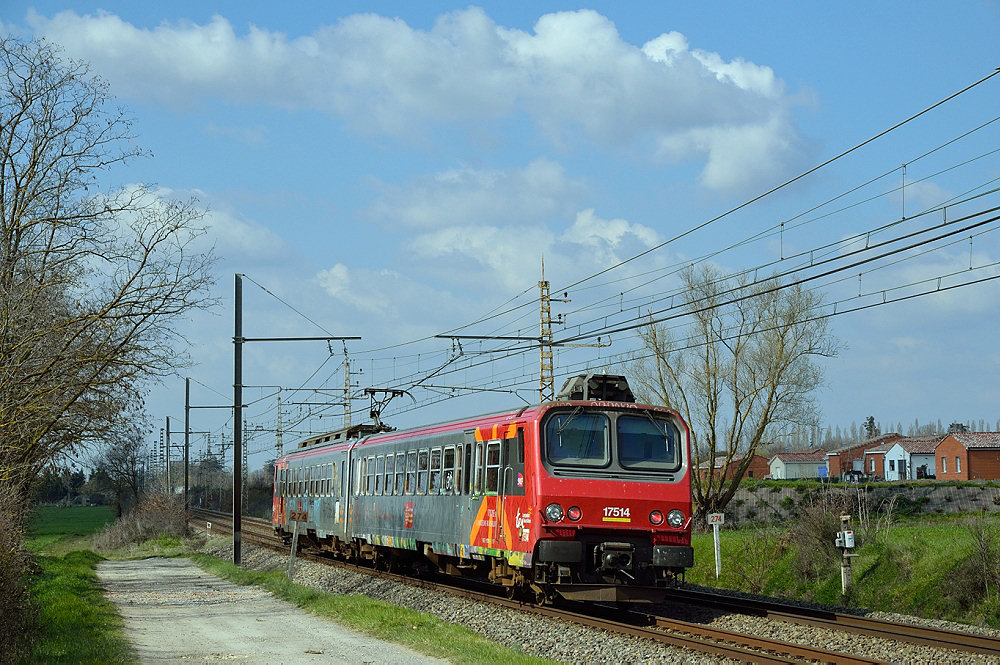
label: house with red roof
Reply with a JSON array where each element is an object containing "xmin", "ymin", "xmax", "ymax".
[
  {"xmin": 935, "ymin": 432, "xmax": 1000, "ymax": 481},
  {"xmin": 862, "ymin": 440, "xmax": 898, "ymax": 479},
  {"xmin": 768, "ymin": 449, "xmax": 828, "ymax": 480},
  {"xmin": 826, "ymin": 433, "xmax": 902, "ymax": 480},
  {"xmin": 698, "ymin": 453, "xmax": 770, "ymax": 482},
  {"xmin": 882, "ymin": 436, "xmax": 943, "ymax": 480}
]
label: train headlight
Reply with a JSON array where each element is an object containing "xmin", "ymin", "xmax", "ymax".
[
  {"xmin": 667, "ymin": 509, "xmax": 685, "ymax": 528},
  {"xmin": 544, "ymin": 503, "xmax": 564, "ymax": 522},
  {"xmin": 566, "ymin": 506, "xmax": 582, "ymax": 521},
  {"xmin": 649, "ymin": 510, "xmax": 664, "ymax": 525}
]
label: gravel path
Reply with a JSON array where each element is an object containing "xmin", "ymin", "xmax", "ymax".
[
  {"xmin": 208, "ymin": 540, "xmax": 1000, "ymax": 664},
  {"xmin": 96, "ymin": 557, "xmax": 446, "ymax": 664}
]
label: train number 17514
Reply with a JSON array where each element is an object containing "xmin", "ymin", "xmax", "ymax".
[{"xmin": 603, "ymin": 506, "xmax": 630, "ymax": 518}]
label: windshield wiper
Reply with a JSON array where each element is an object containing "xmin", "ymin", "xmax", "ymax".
[
  {"xmin": 641, "ymin": 409, "xmax": 666, "ymax": 434},
  {"xmin": 556, "ymin": 406, "xmax": 584, "ymax": 435}
]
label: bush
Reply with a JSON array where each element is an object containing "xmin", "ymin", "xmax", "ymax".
[
  {"xmin": 0, "ymin": 487, "xmax": 37, "ymax": 664},
  {"xmin": 944, "ymin": 514, "xmax": 1000, "ymax": 609},
  {"xmin": 779, "ymin": 495, "xmax": 796, "ymax": 512},
  {"xmin": 92, "ymin": 494, "xmax": 191, "ymax": 551},
  {"xmin": 790, "ymin": 489, "xmax": 851, "ymax": 586}
]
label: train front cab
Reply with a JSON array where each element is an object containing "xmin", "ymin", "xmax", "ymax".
[{"xmin": 530, "ymin": 401, "xmax": 694, "ymax": 603}]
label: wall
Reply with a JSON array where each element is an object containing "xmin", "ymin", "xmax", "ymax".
[
  {"xmin": 968, "ymin": 449, "xmax": 1000, "ymax": 480},
  {"xmin": 716, "ymin": 482, "xmax": 1000, "ymax": 525},
  {"xmin": 935, "ymin": 437, "xmax": 968, "ymax": 481}
]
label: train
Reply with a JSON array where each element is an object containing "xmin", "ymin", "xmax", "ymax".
[{"xmin": 271, "ymin": 373, "xmax": 693, "ymax": 603}]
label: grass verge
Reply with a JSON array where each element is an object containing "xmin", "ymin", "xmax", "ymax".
[
  {"xmin": 19, "ymin": 548, "xmax": 135, "ymax": 664},
  {"xmin": 191, "ymin": 552, "xmax": 552, "ymax": 665}
]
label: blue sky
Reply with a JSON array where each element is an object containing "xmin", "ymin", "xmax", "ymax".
[{"xmin": 3, "ymin": 2, "xmax": 999, "ymax": 468}]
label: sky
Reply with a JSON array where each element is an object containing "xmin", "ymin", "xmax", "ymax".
[{"xmin": 3, "ymin": 2, "xmax": 1000, "ymax": 471}]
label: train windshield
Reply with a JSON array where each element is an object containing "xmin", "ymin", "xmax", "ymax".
[
  {"xmin": 543, "ymin": 409, "xmax": 682, "ymax": 473},
  {"xmin": 544, "ymin": 412, "xmax": 610, "ymax": 467},
  {"xmin": 617, "ymin": 414, "xmax": 681, "ymax": 471}
]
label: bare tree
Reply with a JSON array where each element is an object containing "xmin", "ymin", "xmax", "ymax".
[
  {"xmin": 0, "ymin": 36, "xmax": 215, "ymax": 516},
  {"xmin": 90, "ymin": 417, "xmax": 150, "ymax": 516},
  {"xmin": 629, "ymin": 264, "xmax": 839, "ymax": 518}
]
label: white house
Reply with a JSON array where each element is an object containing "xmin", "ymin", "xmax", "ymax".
[
  {"xmin": 883, "ymin": 436, "xmax": 941, "ymax": 480},
  {"xmin": 883, "ymin": 436, "xmax": 942, "ymax": 480}
]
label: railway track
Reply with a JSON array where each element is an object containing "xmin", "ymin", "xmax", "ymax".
[{"xmin": 188, "ymin": 509, "xmax": 999, "ymax": 663}]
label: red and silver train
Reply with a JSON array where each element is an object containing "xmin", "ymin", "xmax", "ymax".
[{"xmin": 272, "ymin": 374, "xmax": 693, "ymax": 603}]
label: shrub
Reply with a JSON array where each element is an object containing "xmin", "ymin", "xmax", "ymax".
[
  {"xmin": 790, "ymin": 488, "xmax": 851, "ymax": 585},
  {"xmin": 944, "ymin": 514, "xmax": 1000, "ymax": 609},
  {"xmin": 779, "ymin": 495, "xmax": 796, "ymax": 511},
  {"xmin": 92, "ymin": 494, "xmax": 191, "ymax": 551},
  {"xmin": 0, "ymin": 486, "xmax": 37, "ymax": 663}
]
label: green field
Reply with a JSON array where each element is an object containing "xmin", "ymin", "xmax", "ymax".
[{"xmin": 26, "ymin": 505, "xmax": 116, "ymax": 553}]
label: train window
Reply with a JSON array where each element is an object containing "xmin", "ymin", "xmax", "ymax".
[
  {"xmin": 417, "ymin": 449, "xmax": 429, "ymax": 495},
  {"xmin": 384, "ymin": 455, "xmax": 395, "ymax": 495},
  {"xmin": 463, "ymin": 444, "xmax": 472, "ymax": 494},
  {"xmin": 406, "ymin": 451, "xmax": 417, "ymax": 495},
  {"xmin": 311, "ymin": 466, "xmax": 318, "ymax": 496},
  {"xmin": 473, "ymin": 442, "xmax": 485, "ymax": 494},
  {"xmin": 375, "ymin": 456, "xmax": 384, "ymax": 495},
  {"xmin": 395, "ymin": 452, "xmax": 405, "ymax": 495},
  {"xmin": 617, "ymin": 415, "xmax": 681, "ymax": 472},
  {"xmin": 429, "ymin": 448, "xmax": 442, "ymax": 493},
  {"xmin": 544, "ymin": 412, "xmax": 610, "ymax": 467},
  {"xmin": 340, "ymin": 461, "xmax": 345, "ymax": 498},
  {"xmin": 328, "ymin": 463, "xmax": 334, "ymax": 496},
  {"xmin": 442, "ymin": 447, "xmax": 456, "ymax": 494},
  {"xmin": 486, "ymin": 441, "xmax": 501, "ymax": 493},
  {"xmin": 353, "ymin": 458, "xmax": 362, "ymax": 496},
  {"xmin": 366, "ymin": 456, "xmax": 376, "ymax": 494}
]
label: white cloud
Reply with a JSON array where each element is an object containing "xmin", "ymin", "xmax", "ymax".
[
  {"xmin": 27, "ymin": 8, "xmax": 808, "ymax": 192},
  {"xmin": 315, "ymin": 263, "xmax": 392, "ymax": 315},
  {"xmin": 561, "ymin": 208, "xmax": 660, "ymax": 250},
  {"xmin": 370, "ymin": 158, "xmax": 582, "ymax": 229},
  {"xmin": 201, "ymin": 205, "xmax": 291, "ymax": 264}
]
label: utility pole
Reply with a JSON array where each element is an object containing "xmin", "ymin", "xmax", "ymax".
[
  {"xmin": 165, "ymin": 416, "xmax": 171, "ymax": 496},
  {"xmin": 185, "ymin": 378, "xmax": 190, "ymax": 510},
  {"xmin": 234, "ymin": 273, "xmax": 244, "ymax": 566},
  {"xmin": 343, "ymin": 345, "xmax": 351, "ymax": 429},
  {"xmin": 276, "ymin": 396, "xmax": 283, "ymax": 458},
  {"xmin": 233, "ymin": 272, "xmax": 360, "ymax": 567},
  {"xmin": 539, "ymin": 268, "xmax": 554, "ymax": 402},
  {"xmin": 538, "ymin": 259, "xmax": 571, "ymax": 402}
]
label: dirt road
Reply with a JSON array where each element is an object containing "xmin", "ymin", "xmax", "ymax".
[{"xmin": 97, "ymin": 557, "xmax": 446, "ymax": 664}]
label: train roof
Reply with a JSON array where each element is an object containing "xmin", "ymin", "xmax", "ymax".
[{"xmin": 276, "ymin": 375, "xmax": 679, "ymax": 463}]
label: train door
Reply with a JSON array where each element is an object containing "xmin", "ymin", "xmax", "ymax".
[
  {"xmin": 272, "ymin": 460, "xmax": 288, "ymax": 526},
  {"xmin": 498, "ymin": 428, "xmax": 526, "ymax": 546}
]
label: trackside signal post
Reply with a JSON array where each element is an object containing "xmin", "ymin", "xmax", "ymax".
[
  {"xmin": 707, "ymin": 512, "xmax": 725, "ymax": 578},
  {"xmin": 836, "ymin": 513, "xmax": 857, "ymax": 593}
]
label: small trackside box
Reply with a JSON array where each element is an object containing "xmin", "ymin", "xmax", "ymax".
[{"xmin": 653, "ymin": 545, "xmax": 694, "ymax": 568}]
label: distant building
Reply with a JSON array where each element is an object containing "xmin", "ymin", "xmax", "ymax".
[
  {"xmin": 935, "ymin": 432, "xmax": 1000, "ymax": 481},
  {"xmin": 883, "ymin": 436, "xmax": 943, "ymax": 480},
  {"xmin": 826, "ymin": 433, "xmax": 902, "ymax": 480},
  {"xmin": 769, "ymin": 449, "xmax": 828, "ymax": 480},
  {"xmin": 698, "ymin": 453, "xmax": 770, "ymax": 482}
]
